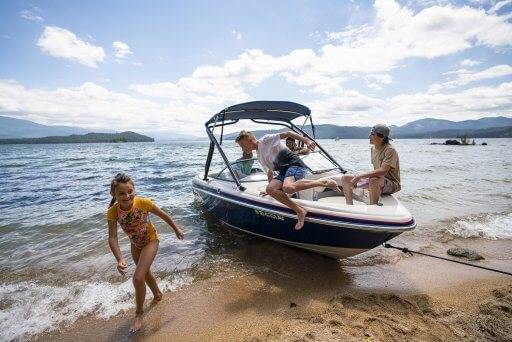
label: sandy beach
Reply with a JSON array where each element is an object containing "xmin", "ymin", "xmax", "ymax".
[{"xmin": 40, "ymin": 237, "xmax": 512, "ymax": 342}]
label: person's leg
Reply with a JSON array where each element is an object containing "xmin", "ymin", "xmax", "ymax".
[
  {"xmin": 341, "ymin": 174, "xmax": 355, "ymax": 204},
  {"xmin": 282, "ymin": 178, "xmax": 339, "ymax": 193},
  {"xmin": 368, "ymin": 177, "xmax": 385, "ymax": 205},
  {"xmin": 281, "ymin": 167, "xmax": 338, "ymax": 194},
  {"xmin": 266, "ymin": 179, "xmax": 307, "ymax": 230},
  {"xmin": 130, "ymin": 243, "xmax": 162, "ymax": 302},
  {"xmin": 130, "ymin": 240, "xmax": 159, "ymax": 333}
]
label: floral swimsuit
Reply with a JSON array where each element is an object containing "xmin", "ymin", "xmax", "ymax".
[{"xmin": 107, "ymin": 196, "xmax": 159, "ymax": 249}]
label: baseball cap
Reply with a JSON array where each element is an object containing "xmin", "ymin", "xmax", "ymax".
[{"xmin": 371, "ymin": 124, "xmax": 393, "ymax": 140}]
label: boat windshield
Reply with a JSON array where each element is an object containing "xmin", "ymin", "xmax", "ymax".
[
  {"xmin": 300, "ymin": 151, "xmax": 339, "ymax": 174},
  {"xmin": 214, "ymin": 151, "xmax": 339, "ymax": 182}
]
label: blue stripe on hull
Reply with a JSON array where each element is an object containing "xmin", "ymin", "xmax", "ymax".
[{"xmin": 194, "ymin": 186, "xmax": 401, "ymax": 250}]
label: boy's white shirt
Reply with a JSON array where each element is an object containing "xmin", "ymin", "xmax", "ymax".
[{"xmin": 257, "ymin": 133, "xmax": 285, "ymax": 173}]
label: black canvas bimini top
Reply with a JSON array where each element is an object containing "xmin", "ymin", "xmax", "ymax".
[{"xmin": 206, "ymin": 101, "xmax": 311, "ymax": 125}]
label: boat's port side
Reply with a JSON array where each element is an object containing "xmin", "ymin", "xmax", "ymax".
[{"xmin": 193, "ymin": 180, "xmax": 402, "ymax": 258}]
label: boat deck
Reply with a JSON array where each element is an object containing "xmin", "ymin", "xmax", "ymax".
[{"xmin": 206, "ymin": 176, "xmax": 413, "ymax": 225}]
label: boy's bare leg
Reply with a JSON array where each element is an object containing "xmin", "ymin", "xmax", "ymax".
[
  {"xmin": 130, "ymin": 240, "xmax": 159, "ymax": 333},
  {"xmin": 266, "ymin": 179, "xmax": 307, "ymax": 230},
  {"xmin": 341, "ymin": 174, "xmax": 355, "ymax": 205},
  {"xmin": 282, "ymin": 177, "xmax": 339, "ymax": 193},
  {"xmin": 368, "ymin": 177, "xmax": 384, "ymax": 205}
]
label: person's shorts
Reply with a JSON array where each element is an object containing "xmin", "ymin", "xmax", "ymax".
[
  {"xmin": 356, "ymin": 177, "xmax": 395, "ymax": 194},
  {"xmin": 274, "ymin": 165, "xmax": 307, "ymax": 183},
  {"xmin": 382, "ymin": 177, "xmax": 396, "ymax": 194}
]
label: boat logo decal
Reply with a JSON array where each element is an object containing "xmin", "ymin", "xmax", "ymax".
[{"xmin": 254, "ymin": 209, "xmax": 284, "ymax": 221}]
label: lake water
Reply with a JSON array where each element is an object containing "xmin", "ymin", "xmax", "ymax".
[{"xmin": 1, "ymin": 139, "xmax": 511, "ymax": 340}]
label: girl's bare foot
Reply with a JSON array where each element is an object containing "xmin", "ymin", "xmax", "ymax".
[
  {"xmin": 129, "ymin": 314, "xmax": 143, "ymax": 333},
  {"xmin": 151, "ymin": 292, "xmax": 163, "ymax": 305},
  {"xmin": 295, "ymin": 207, "xmax": 308, "ymax": 230}
]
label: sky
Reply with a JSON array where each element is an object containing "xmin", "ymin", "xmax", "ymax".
[{"xmin": 0, "ymin": 0, "xmax": 511, "ymax": 136}]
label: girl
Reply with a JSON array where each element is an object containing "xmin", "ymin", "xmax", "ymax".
[{"xmin": 107, "ymin": 173, "xmax": 184, "ymax": 333}]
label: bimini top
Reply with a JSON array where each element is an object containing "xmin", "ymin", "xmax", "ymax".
[{"xmin": 206, "ymin": 101, "xmax": 311, "ymax": 125}]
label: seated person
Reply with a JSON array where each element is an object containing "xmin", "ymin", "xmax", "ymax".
[
  {"xmin": 341, "ymin": 124, "xmax": 401, "ymax": 205},
  {"xmin": 285, "ymin": 137, "xmax": 310, "ymax": 155},
  {"xmin": 232, "ymin": 150, "xmax": 254, "ymax": 178}
]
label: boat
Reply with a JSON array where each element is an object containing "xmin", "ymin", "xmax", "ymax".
[{"xmin": 192, "ymin": 101, "xmax": 416, "ymax": 258}]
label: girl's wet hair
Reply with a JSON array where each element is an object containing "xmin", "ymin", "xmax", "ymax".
[{"xmin": 109, "ymin": 172, "xmax": 134, "ymax": 208}]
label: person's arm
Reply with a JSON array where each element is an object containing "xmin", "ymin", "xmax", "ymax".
[
  {"xmin": 297, "ymin": 147, "xmax": 311, "ymax": 155},
  {"xmin": 351, "ymin": 165, "xmax": 389, "ymax": 186},
  {"xmin": 267, "ymin": 170, "xmax": 273, "ymax": 183},
  {"xmin": 108, "ymin": 220, "xmax": 127, "ymax": 275},
  {"xmin": 279, "ymin": 131, "xmax": 316, "ymax": 150},
  {"xmin": 150, "ymin": 205, "xmax": 185, "ymax": 240}
]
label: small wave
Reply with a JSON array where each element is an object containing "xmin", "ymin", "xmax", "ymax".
[
  {"xmin": 142, "ymin": 176, "xmax": 174, "ymax": 184},
  {"xmin": 0, "ymin": 163, "xmax": 27, "ymax": 168},
  {"xmin": 0, "ymin": 275, "xmax": 193, "ymax": 341},
  {"xmin": 445, "ymin": 212, "xmax": 512, "ymax": 240}
]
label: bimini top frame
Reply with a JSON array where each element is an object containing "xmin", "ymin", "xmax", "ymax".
[{"xmin": 203, "ymin": 101, "xmax": 345, "ymax": 190}]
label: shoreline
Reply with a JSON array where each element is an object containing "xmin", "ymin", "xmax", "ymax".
[{"xmin": 39, "ymin": 239, "xmax": 512, "ymax": 342}]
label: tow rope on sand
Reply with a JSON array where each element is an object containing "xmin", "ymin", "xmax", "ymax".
[{"xmin": 383, "ymin": 243, "xmax": 512, "ymax": 277}]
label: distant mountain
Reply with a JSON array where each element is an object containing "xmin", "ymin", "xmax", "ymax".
[
  {"xmin": 0, "ymin": 115, "xmax": 93, "ymax": 138},
  {"xmin": 224, "ymin": 116, "xmax": 512, "ymax": 139},
  {"xmin": 3, "ymin": 114, "xmax": 511, "ymax": 141},
  {"xmin": 393, "ymin": 116, "xmax": 512, "ymax": 136},
  {"xmin": 0, "ymin": 131, "xmax": 154, "ymax": 144},
  {"xmin": 0, "ymin": 115, "xmax": 201, "ymax": 141}
]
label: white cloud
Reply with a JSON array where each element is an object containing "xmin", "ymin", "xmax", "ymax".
[
  {"xmin": 460, "ymin": 59, "xmax": 482, "ymax": 67},
  {"xmin": 37, "ymin": 26, "xmax": 105, "ymax": 68},
  {"xmin": 130, "ymin": 49, "xmax": 277, "ymax": 104},
  {"xmin": 307, "ymin": 81, "xmax": 512, "ymax": 125},
  {"xmin": 113, "ymin": 41, "xmax": 132, "ymax": 60},
  {"xmin": 280, "ymin": 0, "xmax": 512, "ymax": 93},
  {"xmin": 231, "ymin": 29, "xmax": 242, "ymax": 40},
  {"xmin": 308, "ymin": 90, "xmax": 387, "ymax": 124},
  {"xmin": 364, "ymin": 73, "xmax": 393, "ymax": 90},
  {"xmin": 388, "ymin": 81, "xmax": 512, "ymax": 123},
  {"xmin": 488, "ymin": 0, "xmax": 512, "ymax": 14},
  {"xmin": 20, "ymin": 10, "xmax": 44, "ymax": 22},
  {"xmin": 0, "ymin": 80, "xmax": 212, "ymax": 135},
  {"xmin": 430, "ymin": 64, "xmax": 512, "ymax": 91}
]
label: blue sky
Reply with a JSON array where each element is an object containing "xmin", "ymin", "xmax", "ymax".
[{"xmin": 0, "ymin": 0, "xmax": 511, "ymax": 135}]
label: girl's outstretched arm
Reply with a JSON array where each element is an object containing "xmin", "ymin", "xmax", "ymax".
[
  {"xmin": 150, "ymin": 205, "xmax": 185, "ymax": 240},
  {"xmin": 108, "ymin": 220, "xmax": 127, "ymax": 274}
]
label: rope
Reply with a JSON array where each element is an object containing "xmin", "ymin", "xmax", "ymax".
[{"xmin": 383, "ymin": 243, "xmax": 512, "ymax": 277}]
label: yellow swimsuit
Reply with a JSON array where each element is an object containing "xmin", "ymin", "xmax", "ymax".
[{"xmin": 107, "ymin": 196, "xmax": 159, "ymax": 248}]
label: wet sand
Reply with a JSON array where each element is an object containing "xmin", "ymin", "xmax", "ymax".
[{"xmin": 39, "ymin": 238, "xmax": 512, "ymax": 342}]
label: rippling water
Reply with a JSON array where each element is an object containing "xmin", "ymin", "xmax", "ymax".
[{"xmin": 1, "ymin": 139, "xmax": 511, "ymax": 340}]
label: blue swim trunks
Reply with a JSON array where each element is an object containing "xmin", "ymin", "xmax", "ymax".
[{"xmin": 274, "ymin": 165, "xmax": 307, "ymax": 182}]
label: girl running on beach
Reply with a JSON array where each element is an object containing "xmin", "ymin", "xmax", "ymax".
[{"xmin": 106, "ymin": 173, "xmax": 185, "ymax": 333}]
